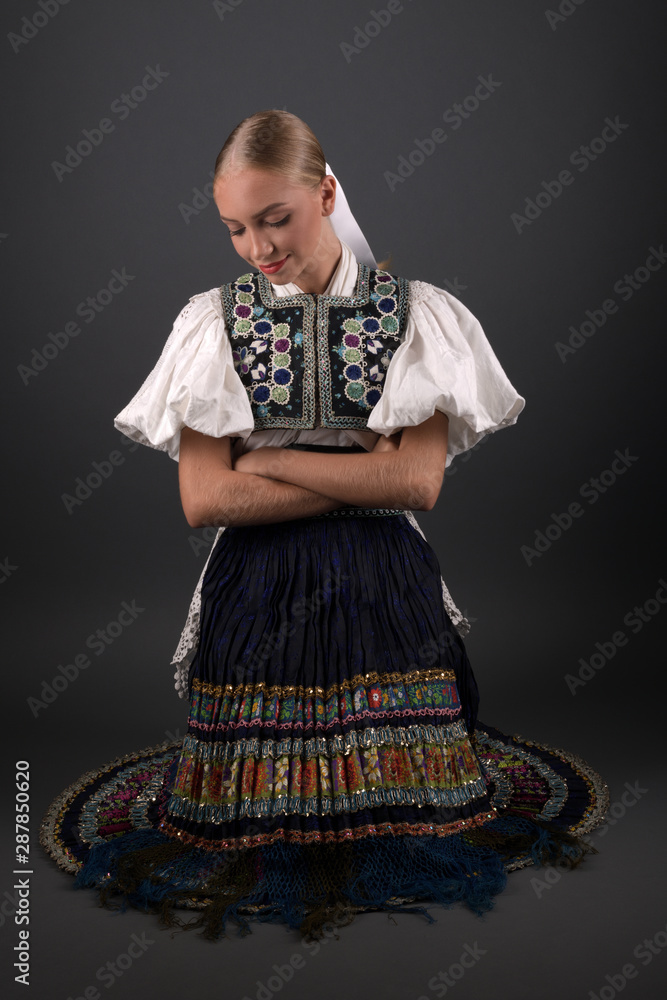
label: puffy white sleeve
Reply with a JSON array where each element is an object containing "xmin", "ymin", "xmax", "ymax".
[
  {"xmin": 113, "ymin": 289, "xmax": 254, "ymax": 461},
  {"xmin": 367, "ymin": 280, "xmax": 525, "ymax": 466}
]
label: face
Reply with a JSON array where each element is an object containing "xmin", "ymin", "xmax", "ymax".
[{"xmin": 213, "ymin": 167, "xmax": 341, "ymax": 294}]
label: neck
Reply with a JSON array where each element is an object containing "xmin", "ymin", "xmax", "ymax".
[{"xmin": 292, "ymin": 232, "xmax": 343, "ymax": 295}]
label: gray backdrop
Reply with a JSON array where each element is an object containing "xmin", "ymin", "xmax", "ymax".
[{"xmin": 2, "ymin": 1, "xmax": 665, "ymax": 998}]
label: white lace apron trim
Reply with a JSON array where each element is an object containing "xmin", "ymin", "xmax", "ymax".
[{"xmin": 170, "ymin": 512, "xmax": 470, "ymax": 699}]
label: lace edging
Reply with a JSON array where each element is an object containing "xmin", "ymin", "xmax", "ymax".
[
  {"xmin": 403, "ymin": 511, "xmax": 471, "ymax": 637},
  {"xmin": 170, "ymin": 527, "xmax": 225, "ymax": 698}
]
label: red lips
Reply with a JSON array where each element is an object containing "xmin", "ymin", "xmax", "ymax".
[{"xmin": 258, "ymin": 256, "xmax": 289, "ymax": 274}]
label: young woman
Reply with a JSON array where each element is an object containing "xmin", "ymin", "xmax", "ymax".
[{"xmin": 41, "ymin": 110, "xmax": 608, "ymax": 940}]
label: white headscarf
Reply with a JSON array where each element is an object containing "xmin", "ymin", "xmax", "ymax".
[{"xmin": 325, "ymin": 161, "xmax": 376, "ymax": 268}]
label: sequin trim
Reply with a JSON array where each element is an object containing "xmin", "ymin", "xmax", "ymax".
[
  {"xmin": 78, "ymin": 757, "xmax": 169, "ymax": 847},
  {"xmin": 167, "ymin": 775, "xmax": 489, "ymax": 823},
  {"xmin": 157, "ymin": 809, "xmax": 499, "ymax": 852},
  {"xmin": 513, "ymin": 734, "xmax": 610, "ymax": 838},
  {"xmin": 38, "ymin": 740, "xmax": 182, "ymax": 875},
  {"xmin": 180, "ymin": 720, "xmax": 470, "ymax": 763},
  {"xmin": 475, "ymin": 730, "xmax": 568, "ymax": 822},
  {"xmin": 189, "ymin": 704, "xmax": 462, "ymax": 735},
  {"xmin": 191, "ymin": 666, "xmax": 456, "ymax": 701},
  {"xmin": 168, "ymin": 718, "xmax": 486, "ymax": 823},
  {"xmin": 478, "ymin": 755, "xmax": 513, "ymax": 812},
  {"xmin": 188, "ymin": 668, "xmax": 463, "ymax": 736}
]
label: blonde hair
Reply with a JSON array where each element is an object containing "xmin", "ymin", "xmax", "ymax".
[
  {"xmin": 214, "ymin": 109, "xmax": 326, "ymax": 189},
  {"xmin": 214, "ymin": 110, "xmax": 391, "ymax": 269}
]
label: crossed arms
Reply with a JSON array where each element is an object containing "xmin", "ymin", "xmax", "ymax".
[{"xmin": 178, "ymin": 410, "xmax": 449, "ymax": 528}]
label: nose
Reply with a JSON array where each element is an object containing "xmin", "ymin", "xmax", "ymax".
[{"xmin": 248, "ymin": 228, "xmax": 275, "ymax": 262}]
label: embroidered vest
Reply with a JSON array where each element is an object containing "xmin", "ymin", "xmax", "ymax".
[{"xmin": 219, "ymin": 263, "xmax": 410, "ymax": 431}]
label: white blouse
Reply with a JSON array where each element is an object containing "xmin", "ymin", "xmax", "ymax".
[{"xmin": 114, "ymin": 241, "xmax": 525, "ymax": 468}]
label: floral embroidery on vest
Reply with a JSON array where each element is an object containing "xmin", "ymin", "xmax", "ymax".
[{"xmin": 219, "ymin": 263, "xmax": 410, "ymax": 430}]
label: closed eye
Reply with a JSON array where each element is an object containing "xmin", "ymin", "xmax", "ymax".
[{"xmin": 228, "ymin": 215, "xmax": 290, "ymax": 238}]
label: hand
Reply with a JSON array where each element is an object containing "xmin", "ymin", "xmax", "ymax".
[{"xmin": 233, "ymin": 446, "xmax": 287, "ymax": 479}]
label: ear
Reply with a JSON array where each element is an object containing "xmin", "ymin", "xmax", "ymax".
[{"xmin": 320, "ymin": 175, "xmax": 336, "ymax": 217}]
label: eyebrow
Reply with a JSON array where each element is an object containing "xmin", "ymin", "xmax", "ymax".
[{"xmin": 219, "ymin": 202, "xmax": 289, "ymax": 223}]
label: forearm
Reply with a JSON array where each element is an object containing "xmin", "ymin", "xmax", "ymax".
[
  {"xmin": 190, "ymin": 468, "xmax": 344, "ymax": 527},
  {"xmin": 258, "ymin": 449, "xmax": 434, "ymax": 510}
]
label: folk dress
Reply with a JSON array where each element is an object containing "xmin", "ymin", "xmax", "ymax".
[{"xmin": 40, "ymin": 241, "xmax": 608, "ymax": 939}]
